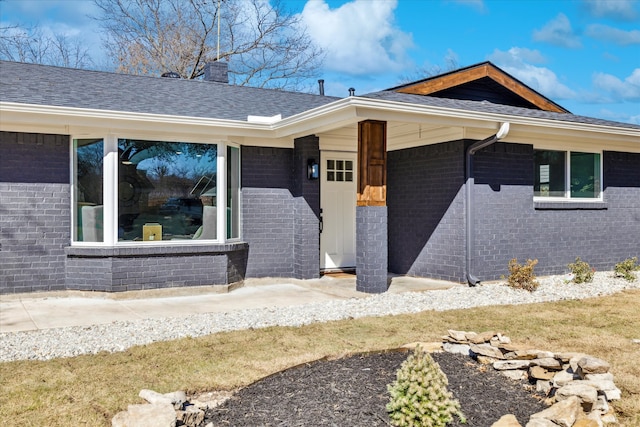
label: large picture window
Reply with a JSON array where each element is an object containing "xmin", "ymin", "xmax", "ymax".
[
  {"xmin": 118, "ymin": 139, "xmax": 217, "ymax": 241},
  {"xmin": 534, "ymin": 149, "xmax": 601, "ymax": 199},
  {"xmin": 73, "ymin": 137, "xmax": 240, "ymax": 244}
]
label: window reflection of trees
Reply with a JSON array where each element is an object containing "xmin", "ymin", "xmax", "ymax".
[
  {"xmin": 117, "ymin": 139, "xmax": 217, "ymax": 240},
  {"xmin": 76, "ymin": 139, "xmax": 104, "ymax": 205}
]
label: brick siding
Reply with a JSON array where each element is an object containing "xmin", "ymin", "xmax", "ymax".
[
  {"xmin": 0, "ymin": 132, "xmax": 70, "ymax": 293},
  {"xmin": 473, "ymin": 144, "xmax": 640, "ymax": 280},
  {"xmin": 293, "ymin": 136, "xmax": 320, "ymax": 279},
  {"xmin": 356, "ymin": 206, "xmax": 388, "ymax": 292},
  {"xmin": 241, "ymin": 146, "xmax": 296, "ymax": 277},
  {"xmin": 387, "ymin": 141, "xmax": 467, "ymax": 282}
]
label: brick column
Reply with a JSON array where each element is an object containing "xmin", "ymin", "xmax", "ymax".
[
  {"xmin": 356, "ymin": 120, "xmax": 388, "ymax": 293},
  {"xmin": 356, "ymin": 206, "xmax": 388, "ymax": 292}
]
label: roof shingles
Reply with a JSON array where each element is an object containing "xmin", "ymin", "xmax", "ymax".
[
  {"xmin": 362, "ymin": 90, "xmax": 640, "ymax": 130},
  {"xmin": 1, "ymin": 60, "xmax": 638, "ymax": 131},
  {"xmin": 0, "ymin": 61, "xmax": 339, "ymax": 121}
]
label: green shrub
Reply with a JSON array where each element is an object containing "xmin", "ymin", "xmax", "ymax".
[
  {"xmin": 567, "ymin": 257, "xmax": 595, "ymax": 284},
  {"xmin": 387, "ymin": 346, "xmax": 465, "ymax": 427},
  {"xmin": 614, "ymin": 257, "xmax": 640, "ymax": 282},
  {"xmin": 506, "ymin": 258, "xmax": 539, "ymax": 292}
]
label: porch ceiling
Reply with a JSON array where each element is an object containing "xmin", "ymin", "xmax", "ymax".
[{"xmin": 318, "ymin": 121, "xmax": 469, "ymax": 152}]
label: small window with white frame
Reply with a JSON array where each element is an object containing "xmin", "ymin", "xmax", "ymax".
[{"xmin": 534, "ymin": 149, "xmax": 602, "ymax": 199}]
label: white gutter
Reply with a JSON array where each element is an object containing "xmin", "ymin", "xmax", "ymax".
[{"xmin": 2, "ymin": 97, "xmax": 639, "ymax": 142}]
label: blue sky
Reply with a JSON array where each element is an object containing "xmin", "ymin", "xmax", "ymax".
[{"xmin": 1, "ymin": 0, "xmax": 639, "ymax": 123}]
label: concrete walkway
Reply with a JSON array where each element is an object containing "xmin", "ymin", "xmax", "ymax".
[{"xmin": 0, "ymin": 275, "xmax": 461, "ymax": 333}]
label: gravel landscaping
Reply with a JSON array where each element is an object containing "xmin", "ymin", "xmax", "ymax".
[{"xmin": 1, "ymin": 272, "xmax": 638, "ymax": 363}]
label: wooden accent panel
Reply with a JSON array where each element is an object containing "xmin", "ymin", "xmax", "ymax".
[
  {"xmin": 357, "ymin": 120, "xmax": 387, "ymax": 206},
  {"xmin": 397, "ymin": 63, "xmax": 569, "ymax": 113}
]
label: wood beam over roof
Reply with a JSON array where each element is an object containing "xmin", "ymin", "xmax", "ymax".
[{"xmin": 392, "ymin": 62, "xmax": 570, "ymax": 114}]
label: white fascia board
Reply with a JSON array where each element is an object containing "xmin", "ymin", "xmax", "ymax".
[
  {"xmin": 3, "ymin": 97, "xmax": 639, "ymax": 148},
  {"xmin": 0, "ymin": 102, "xmax": 276, "ymax": 139},
  {"xmin": 345, "ymin": 97, "xmax": 639, "ymax": 136},
  {"xmin": 272, "ymin": 97, "xmax": 639, "ymax": 147},
  {"xmin": 271, "ymin": 98, "xmax": 357, "ymax": 139},
  {"xmin": 330, "ymin": 97, "xmax": 639, "ymax": 142}
]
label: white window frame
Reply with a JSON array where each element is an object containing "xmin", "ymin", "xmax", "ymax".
[
  {"xmin": 71, "ymin": 134, "xmax": 240, "ymax": 246},
  {"xmin": 225, "ymin": 142, "xmax": 242, "ymax": 241},
  {"xmin": 533, "ymin": 148, "xmax": 603, "ymax": 202}
]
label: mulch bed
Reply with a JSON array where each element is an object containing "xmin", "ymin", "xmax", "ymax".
[{"xmin": 201, "ymin": 350, "xmax": 548, "ymax": 426}]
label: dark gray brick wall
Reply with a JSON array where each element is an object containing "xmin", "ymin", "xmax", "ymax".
[
  {"xmin": 387, "ymin": 141, "xmax": 466, "ymax": 282},
  {"xmin": 0, "ymin": 132, "xmax": 69, "ymax": 183},
  {"xmin": 227, "ymin": 247, "xmax": 249, "ymax": 283},
  {"xmin": 110, "ymin": 254, "xmax": 228, "ymax": 291},
  {"xmin": 473, "ymin": 145, "xmax": 640, "ymax": 280},
  {"xmin": 1, "ymin": 132, "xmax": 70, "ymax": 293},
  {"xmin": 241, "ymin": 146, "xmax": 296, "ymax": 277},
  {"xmin": 293, "ymin": 136, "xmax": 320, "ymax": 279},
  {"xmin": 65, "ymin": 245, "xmax": 248, "ymax": 291},
  {"xmin": 65, "ymin": 256, "xmax": 113, "ymax": 291},
  {"xmin": 356, "ymin": 206, "xmax": 388, "ymax": 293}
]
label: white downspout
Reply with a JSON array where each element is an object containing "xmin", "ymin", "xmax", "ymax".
[{"xmin": 465, "ymin": 122, "xmax": 510, "ymax": 286}]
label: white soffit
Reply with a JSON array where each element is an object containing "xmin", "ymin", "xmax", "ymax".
[{"xmin": 2, "ymin": 98, "xmax": 639, "ymax": 150}]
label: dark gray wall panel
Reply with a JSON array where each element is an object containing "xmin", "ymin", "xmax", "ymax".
[
  {"xmin": 241, "ymin": 146, "xmax": 296, "ymax": 277},
  {"xmin": 387, "ymin": 141, "xmax": 466, "ymax": 282},
  {"xmin": 0, "ymin": 131, "xmax": 70, "ymax": 293}
]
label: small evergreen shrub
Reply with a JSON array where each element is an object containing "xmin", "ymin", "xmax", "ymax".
[
  {"xmin": 567, "ymin": 257, "xmax": 595, "ymax": 284},
  {"xmin": 387, "ymin": 346, "xmax": 465, "ymax": 427},
  {"xmin": 614, "ymin": 257, "xmax": 640, "ymax": 282},
  {"xmin": 506, "ymin": 258, "xmax": 539, "ymax": 292}
]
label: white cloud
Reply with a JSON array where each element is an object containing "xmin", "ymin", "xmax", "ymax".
[
  {"xmin": 300, "ymin": 0, "xmax": 414, "ymax": 75},
  {"xmin": 490, "ymin": 47, "xmax": 547, "ymax": 65},
  {"xmin": 533, "ymin": 14, "xmax": 582, "ymax": 48},
  {"xmin": 488, "ymin": 47, "xmax": 577, "ymax": 99},
  {"xmin": 585, "ymin": 24, "xmax": 640, "ymax": 45},
  {"xmin": 593, "ymin": 68, "xmax": 640, "ymax": 101},
  {"xmin": 582, "ymin": 0, "xmax": 639, "ymax": 21},
  {"xmin": 597, "ymin": 109, "xmax": 640, "ymax": 124}
]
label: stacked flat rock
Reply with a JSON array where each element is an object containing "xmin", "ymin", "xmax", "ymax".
[
  {"xmin": 442, "ymin": 330, "xmax": 621, "ymax": 427},
  {"xmin": 112, "ymin": 389, "xmax": 214, "ymax": 427}
]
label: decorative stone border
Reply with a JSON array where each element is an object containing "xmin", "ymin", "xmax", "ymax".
[
  {"xmin": 113, "ymin": 331, "xmax": 622, "ymax": 427},
  {"xmin": 431, "ymin": 330, "xmax": 620, "ymax": 427}
]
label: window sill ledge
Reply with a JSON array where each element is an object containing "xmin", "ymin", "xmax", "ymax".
[
  {"xmin": 534, "ymin": 201, "xmax": 608, "ymax": 210},
  {"xmin": 66, "ymin": 242, "xmax": 248, "ymax": 257}
]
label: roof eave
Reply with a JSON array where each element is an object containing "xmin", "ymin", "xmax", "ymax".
[{"xmin": 2, "ymin": 98, "xmax": 638, "ymax": 147}]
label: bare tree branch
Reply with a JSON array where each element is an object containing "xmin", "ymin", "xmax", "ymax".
[
  {"xmin": 397, "ymin": 55, "xmax": 460, "ymax": 85},
  {"xmin": 0, "ymin": 23, "xmax": 93, "ymax": 68},
  {"xmin": 92, "ymin": 0, "xmax": 324, "ymax": 90}
]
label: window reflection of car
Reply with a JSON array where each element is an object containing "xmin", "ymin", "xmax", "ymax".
[{"xmin": 159, "ymin": 198, "xmax": 203, "ymax": 222}]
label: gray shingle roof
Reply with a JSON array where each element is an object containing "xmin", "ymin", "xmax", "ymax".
[
  {"xmin": 1, "ymin": 60, "xmax": 638, "ymax": 131},
  {"xmin": 362, "ymin": 90, "xmax": 640, "ymax": 130},
  {"xmin": 0, "ymin": 60, "xmax": 339, "ymax": 121}
]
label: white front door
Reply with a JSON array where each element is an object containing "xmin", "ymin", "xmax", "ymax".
[{"xmin": 320, "ymin": 151, "xmax": 357, "ymax": 270}]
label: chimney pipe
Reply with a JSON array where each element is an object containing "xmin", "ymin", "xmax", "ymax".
[
  {"xmin": 349, "ymin": 87, "xmax": 355, "ymax": 96},
  {"xmin": 318, "ymin": 79, "xmax": 325, "ymax": 96},
  {"xmin": 204, "ymin": 61, "xmax": 229, "ymax": 84}
]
